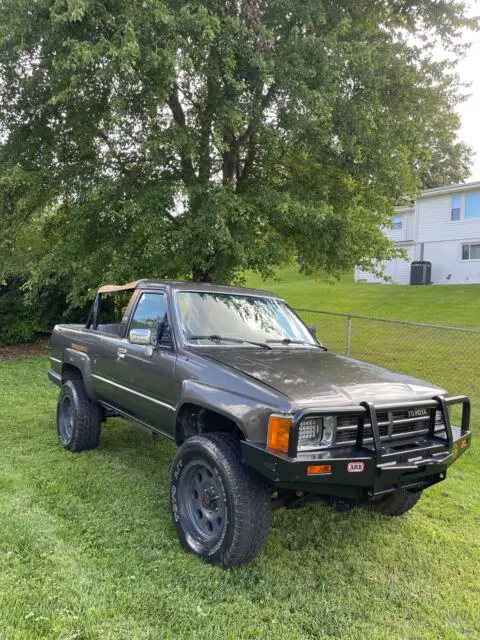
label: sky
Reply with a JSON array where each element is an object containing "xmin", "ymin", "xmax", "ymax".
[{"xmin": 457, "ymin": 2, "xmax": 480, "ymax": 181}]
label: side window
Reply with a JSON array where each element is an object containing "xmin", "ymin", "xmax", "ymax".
[
  {"xmin": 96, "ymin": 292, "xmax": 132, "ymax": 335},
  {"xmin": 461, "ymin": 243, "xmax": 480, "ymax": 260},
  {"xmin": 392, "ymin": 215, "xmax": 403, "ymax": 230},
  {"xmin": 451, "ymin": 196, "xmax": 461, "ymax": 221},
  {"xmin": 465, "ymin": 193, "xmax": 480, "ymax": 220},
  {"xmin": 130, "ymin": 293, "xmax": 172, "ymax": 345}
]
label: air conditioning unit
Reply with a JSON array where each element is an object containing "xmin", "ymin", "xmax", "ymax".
[{"xmin": 410, "ymin": 261, "xmax": 432, "ymax": 285}]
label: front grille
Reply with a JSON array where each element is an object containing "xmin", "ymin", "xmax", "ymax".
[{"xmin": 334, "ymin": 409, "xmax": 446, "ymax": 447}]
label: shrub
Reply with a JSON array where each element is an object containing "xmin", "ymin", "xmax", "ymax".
[{"xmin": 0, "ymin": 276, "xmax": 89, "ymax": 346}]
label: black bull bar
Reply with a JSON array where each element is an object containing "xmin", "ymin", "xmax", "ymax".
[{"xmin": 287, "ymin": 395, "xmax": 471, "ymax": 464}]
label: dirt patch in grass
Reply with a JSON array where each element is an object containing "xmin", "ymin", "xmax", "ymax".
[{"xmin": 0, "ymin": 340, "xmax": 48, "ymax": 361}]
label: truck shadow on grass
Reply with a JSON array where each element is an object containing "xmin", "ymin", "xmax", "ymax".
[
  {"xmin": 93, "ymin": 418, "xmax": 414, "ymax": 568},
  {"xmin": 50, "ymin": 411, "xmax": 471, "ymax": 590}
]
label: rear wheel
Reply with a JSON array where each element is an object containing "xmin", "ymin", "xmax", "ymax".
[
  {"xmin": 57, "ymin": 379, "xmax": 102, "ymax": 452},
  {"xmin": 170, "ymin": 433, "xmax": 271, "ymax": 568},
  {"xmin": 364, "ymin": 488, "xmax": 423, "ymax": 516}
]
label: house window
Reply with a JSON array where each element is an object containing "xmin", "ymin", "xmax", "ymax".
[
  {"xmin": 451, "ymin": 196, "xmax": 461, "ymax": 221},
  {"xmin": 461, "ymin": 243, "xmax": 480, "ymax": 260},
  {"xmin": 451, "ymin": 192, "xmax": 480, "ymax": 221},
  {"xmin": 465, "ymin": 193, "xmax": 480, "ymax": 220},
  {"xmin": 392, "ymin": 215, "xmax": 402, "ymax": 230}
]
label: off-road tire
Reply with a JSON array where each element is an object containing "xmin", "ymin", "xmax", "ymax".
[
  {"xmin": 170, "ymin": 433, "xmax": 271, "ymax": 568},
  {"xmin": 364, "ymin": 488, "xmax": 423, "ymax": 516},
  {"xmin": 56, "ymin": 379, "xmax": 102, "ymax": 452}
]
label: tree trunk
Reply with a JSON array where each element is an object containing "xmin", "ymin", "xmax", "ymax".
[{"xmin": 192, "ymin": 266, "xmax": 214, "ymax": 283}]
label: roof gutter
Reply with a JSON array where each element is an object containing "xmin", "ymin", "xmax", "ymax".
[{"xmin": 417, "ymin": 181, "xmax": 480, "ymax": 199}]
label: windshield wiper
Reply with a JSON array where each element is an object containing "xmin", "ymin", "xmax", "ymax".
[
  {"xmin": 266, "ymin": 338, "xmax": 327, "ymax": 350},
  {"xmin": 187, "ymin": 335, "xmax": 272, "ymax": 350}
]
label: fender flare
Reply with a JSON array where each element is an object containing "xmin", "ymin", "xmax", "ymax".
[
  {"xmin": 175, "ymin": 380, "xmax": 277, "ymax": 442},
  {"xmin": 62, "ymin": 349, "xmax": 97, "ymax": 400}
]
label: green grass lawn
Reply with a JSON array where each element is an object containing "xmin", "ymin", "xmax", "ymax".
[
  {"xmin": 246, "ymin": 267, "xmax": 480, "ymax": 328},
  {"xmin": 1, "ymin": 272, "xmax": 479, "ymax": 639},
  {"xmin": 0, "ymin": 366, "xmax": 479, "ymax": 638}
]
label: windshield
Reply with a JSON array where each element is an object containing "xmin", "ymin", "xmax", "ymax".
[{"xmin": 176, "ymin": 291, "xmax": 317, "ymax": 346}]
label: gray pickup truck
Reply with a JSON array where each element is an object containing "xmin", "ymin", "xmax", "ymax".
[{"xmin": 48, "ymin": 279, "xmax": 471, "ymax": 568}]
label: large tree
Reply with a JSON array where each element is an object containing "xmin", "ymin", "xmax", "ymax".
[{"xmin": 0, "ymin": 0, "xmax": 475, "ymax": 303}]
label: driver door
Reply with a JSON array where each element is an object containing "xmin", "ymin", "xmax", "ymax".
[{"xmin": 110, "ymin": 291, "xmax": 178, "ymax": 434}]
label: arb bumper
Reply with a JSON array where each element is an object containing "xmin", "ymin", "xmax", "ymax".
[{"xmin": 241, "ymin": 396, "xmax": 471, "ymax": 500}]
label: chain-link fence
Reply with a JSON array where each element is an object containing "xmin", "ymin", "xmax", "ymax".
[{"xmin": 295, "ymin": 308, "xmax": 480, "ymax": 408}]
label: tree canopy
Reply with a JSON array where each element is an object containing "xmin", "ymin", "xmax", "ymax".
[{"xmin": 0, "ymin": 0, "xmax": 476, "ymax": 303}]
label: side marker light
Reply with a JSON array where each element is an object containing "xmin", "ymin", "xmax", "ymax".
[{"xmin": 307, "ymin": 464, "xmax": 332, "ymax": 476}]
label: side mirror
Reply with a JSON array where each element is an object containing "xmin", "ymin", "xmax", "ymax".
[
  {"xmin": 309, "ymin": 324, "xmax": 317, "ymax": 338},
  {"xmin": 129, "ymin": 328, "xmax": 152, "ymax": 345}
]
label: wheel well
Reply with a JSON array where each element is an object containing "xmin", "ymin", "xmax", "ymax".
[
  {"xmin": 175, "ymin": 404, "xmax": 244, "ymax": 445},
  {"xmin": 61, "ymin": 363, "xmax": 83, "ymax": 384}
]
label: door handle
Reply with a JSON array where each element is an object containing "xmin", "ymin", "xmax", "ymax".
[{"xmin": 117, "ymin": 348, "xmax": 127, "ymax": 360}]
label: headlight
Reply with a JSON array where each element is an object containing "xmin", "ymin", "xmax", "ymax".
[{"xmin": 297, "ymin": 416, "xmax": 336, "ymax": 451}]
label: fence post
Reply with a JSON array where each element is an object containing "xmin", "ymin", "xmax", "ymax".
[{"xmin": 346, "ymin": 315, "xmax": 352, "ymax": 356}]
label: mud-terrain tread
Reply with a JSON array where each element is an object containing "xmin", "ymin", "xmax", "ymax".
[
  {"xmin": 364, "ymin": 488, "xmax": 423, "ymax": 516},
  {"xmin": 57, "ymin": 379, "xmax": 102, "ymax": 452},
  {"xmin": 170, "ymin": 433, "xmax": 271, "ymax": 568}
]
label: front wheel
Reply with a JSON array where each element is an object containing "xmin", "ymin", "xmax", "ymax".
[
  {"xmin": 363, "ymin": 488, "xmax": 423, "ymax": 516},
  {"xmin": 170, "ymin": 433, "xmax": 271, "ymax": 568}
]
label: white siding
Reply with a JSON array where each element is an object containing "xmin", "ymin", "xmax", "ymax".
[
  {"xmin": 387, "ymin": 225, "xmax": 408, "ymax": 242},
  {"xmin": 395, "ymin": 247, "xmax": 414, "ymax": 283},
  {"xmin": 406, "ymin": 212, "xmax": 415, "ymax": 241},
  {"xmin": 384, "ymin": 210, "xmax": 415, "ymax": 243},
  {"xmin": 355, "ymin": 246, "xmax": 413, "ymax": 284},
  {"xmin": 422, "ymin": 240, "xmax": 480, "ymax": 284},
  {"xmin": 417, "ymin": 194, "xmax": 480, "ymax": 243}
]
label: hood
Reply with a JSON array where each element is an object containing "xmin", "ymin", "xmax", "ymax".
[{"xmin": 200, "ymin": 348, "xmax": 445, "ymax": 408}]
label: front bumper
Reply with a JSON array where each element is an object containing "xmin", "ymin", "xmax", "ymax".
[{"xmin": 241, "ymin": 395, "xmax": 471, "ymax": 500}]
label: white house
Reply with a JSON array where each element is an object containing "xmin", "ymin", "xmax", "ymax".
[{"xmin": 355, "ymin": 180, "xmax": 480, "ymax": 284}]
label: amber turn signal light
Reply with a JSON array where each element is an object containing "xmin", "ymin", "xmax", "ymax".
[
  {"xmin": 267, "ymin": 415, "xmax": 292, "ymax": 453},
  {"xmin": 460, "ymin": 437, "xmax": 469, "ymax": 449},
  {"xmin": 307, "ymin": 464, "xmax": 332, "ymax": 476}
]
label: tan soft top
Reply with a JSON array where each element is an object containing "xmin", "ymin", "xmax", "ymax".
[
  {"xmin": 97, "ymin": 280, "xmax": 143, "ymax": 294},
  {"xmin": 95, "ymin": 278, "xmax": 282, "ymax": 299}
]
